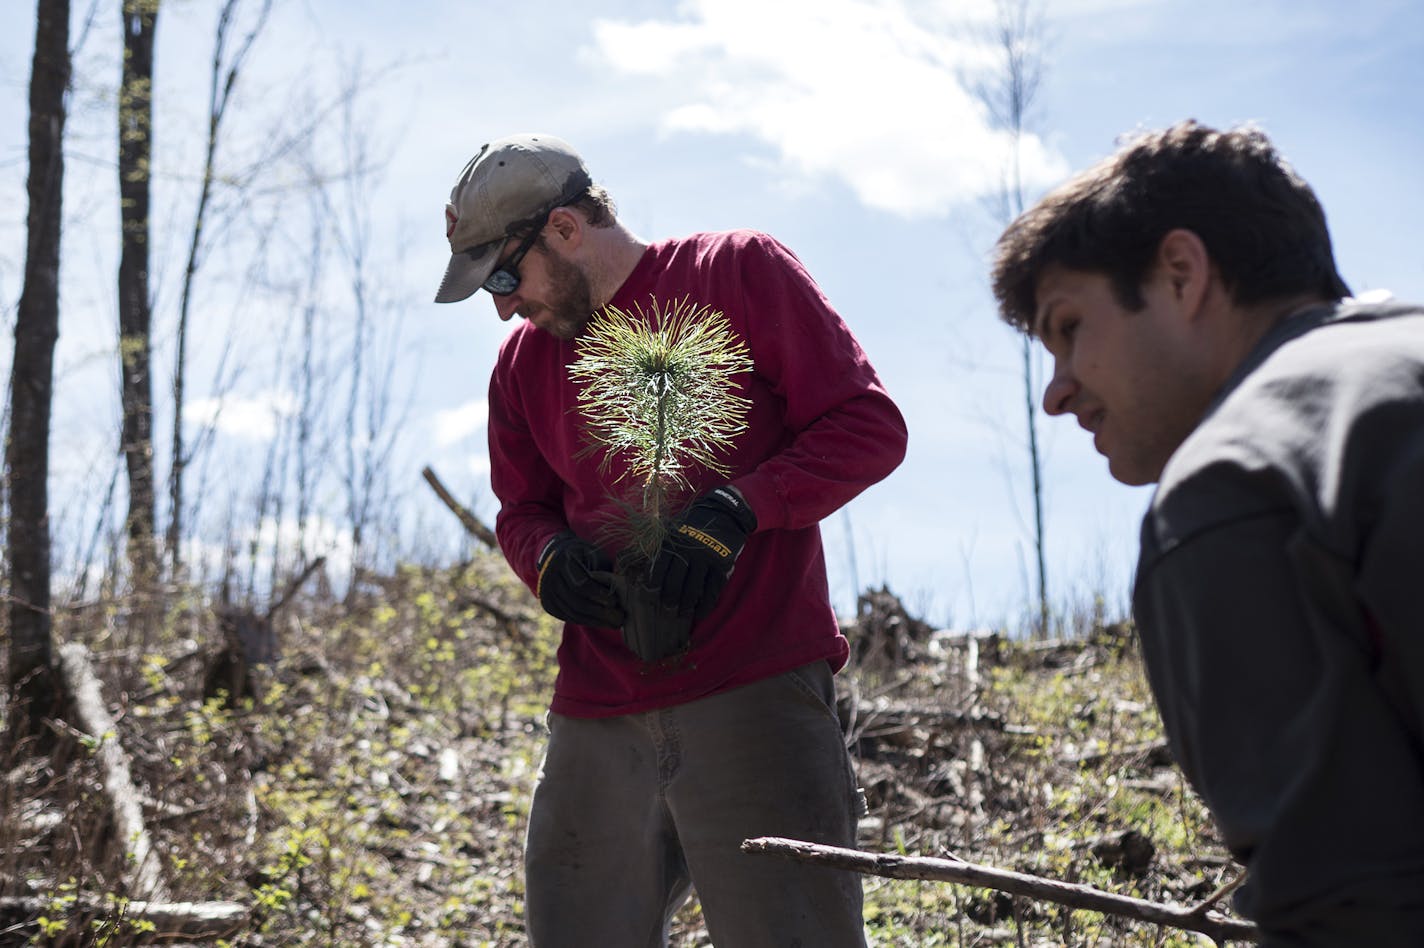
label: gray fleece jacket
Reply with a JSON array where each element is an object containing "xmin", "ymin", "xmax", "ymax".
[{"xmin": 1135, "ymin": 299, "xmax": 1424, "ymax": 944}]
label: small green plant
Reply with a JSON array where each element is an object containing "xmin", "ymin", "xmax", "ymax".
[
  {"xmin": 569, "ymin": 296, "xmax": 752, "ymax": 564},
  {"xmin": 31, "ymin": 879, "xmax": 78, "ymax": 943}
]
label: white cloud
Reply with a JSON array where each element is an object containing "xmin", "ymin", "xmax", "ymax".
[
  {"xmin": 591, "ymin": 0, "xmax": 1070, "ymax": 218},
  {"xmin": 434, "ymin": 399, "xmax": 489, "ymax": 446},
  {"xmin": 185, "ymin": 391, "xmax": 298, "ymax": 441}
]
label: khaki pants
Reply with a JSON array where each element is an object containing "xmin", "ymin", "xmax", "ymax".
[{"xmin": 524, "ymin": 661, "xmax": 868, "ymax": 947}]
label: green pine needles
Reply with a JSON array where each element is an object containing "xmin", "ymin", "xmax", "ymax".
[{"xmin": 569, "ymin": 297, "xmax": 752, "ymax": 564}]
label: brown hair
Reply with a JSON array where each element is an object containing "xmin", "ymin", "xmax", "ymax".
[
  {"xmin": 510, "ymin": 183, "xmax": 617, "ymax": 243},
  {"xmin": 991, "ymin": 120, "xmax": 1351, "ymax": 332},
  {"xmin": 568, "ymin": 183, "xmax": 617, "ymax": 229}
]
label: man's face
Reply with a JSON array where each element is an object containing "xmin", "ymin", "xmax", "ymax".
[
  {"xmin": 1034, "ymin": 265, "xmax": 1212, "ymax": 486},
  {"xmin": 489, "ymin": 234, "xmax": 594, "ymax": 341}
]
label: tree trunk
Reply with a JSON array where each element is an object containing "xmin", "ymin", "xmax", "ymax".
[
  {"xmin": 6, "ymin": 0, "xmax": 70, "ymax": 745},
  {"xmin": 118, "ymin": 0, "xmax": 160, "ymax": 611},
  {"xmin": 1023, "ymin": 332, "xmax": 1049, "ymax": 637}
]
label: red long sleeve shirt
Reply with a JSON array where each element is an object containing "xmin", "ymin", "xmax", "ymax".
[{"xmin": 489, "ymin": 230, "xmax": 907, "ymax": 717}]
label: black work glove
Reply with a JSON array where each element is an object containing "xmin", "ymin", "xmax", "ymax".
[
  {"xmin": 535, "ymin": 532, "xmax": 626, "ymax": 628},
  {"xmin": 648, "ymin": 486, "xmax": 757, "ymax": 619}
]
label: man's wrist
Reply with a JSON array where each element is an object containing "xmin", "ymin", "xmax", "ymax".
[{"xmin": 706, "ymin": 485, "xmax": 756, "ymax": 534}]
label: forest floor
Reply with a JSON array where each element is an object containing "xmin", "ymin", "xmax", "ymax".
[{"xmin": 0, "ymin": 553, "xmax": 1250, "ymax": 946}]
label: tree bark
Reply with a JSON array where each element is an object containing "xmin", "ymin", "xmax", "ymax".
[
  {"xmin": 118, "ymin": 0, "xmax": 160, "ymax": 605},
  {"xmin": 742, "ymin": 837, "xmax": 1261, "ymax": 943},
  {"xmin": 7, "ymin": 0, "xmax": 70, "ymax": 746}
]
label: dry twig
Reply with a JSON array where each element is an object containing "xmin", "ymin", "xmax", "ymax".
[
  {"xmin": 422, "ymin": 465, "xmax": 499, "ymax": 550},
  {"xmin": 741, "ymin": 837, "xmax": 1260, "ymax": 944}
]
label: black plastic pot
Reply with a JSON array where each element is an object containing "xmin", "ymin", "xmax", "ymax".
[{"xmin": 609, "ymin": 572, "xmax": 693, "ymax": 663}]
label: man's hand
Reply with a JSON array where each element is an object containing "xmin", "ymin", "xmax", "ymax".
[
  {"xmin": 535, "ymin": 532, "xmax": 626, "ymax": 628},
  {"xmin": 649, "ymin": 486, "xmax": 757, "ymax": 619}
]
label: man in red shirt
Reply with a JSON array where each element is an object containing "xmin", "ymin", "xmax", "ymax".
[{"xmin": 434, "ymin": 133, "xmax": 907, "ymax": 946}]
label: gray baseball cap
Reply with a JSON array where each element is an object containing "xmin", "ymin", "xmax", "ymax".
[{"xmin": 434, "ymin": 133, "xmax": 593, "ymax": 304}]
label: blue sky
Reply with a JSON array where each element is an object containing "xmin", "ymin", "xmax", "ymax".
[{"xmin": 3, "ymin": 0, "xmax": 1422, "ymax": 628}]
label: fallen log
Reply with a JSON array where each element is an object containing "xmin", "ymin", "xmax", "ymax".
[
  {"xmin": 56, "ymin": 642, "xmax": 169, "ymax": 901},
  {"xmin": 0, "ymin": 895, "xmax": 247, "ymax": 940},
  {"xmin": 741, "ymin": 836, "xmax": 1259, "ymax": 944}
]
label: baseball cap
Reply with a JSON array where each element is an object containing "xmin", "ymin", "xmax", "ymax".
[{"xmin": 434, "ymin": 133, "xmax": 593, "ymax": 304}]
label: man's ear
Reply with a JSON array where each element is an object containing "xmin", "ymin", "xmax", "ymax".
[
  {"xmin": 1156, "ymin": 228, "xmax": 1211, "ymax": 317},
  {"xmin": 546, "ymin": 207, "xmax": 582, "ymax": 252}
]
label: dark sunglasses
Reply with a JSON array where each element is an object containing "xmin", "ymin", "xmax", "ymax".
[{"xmin": 481, "ymin": 207, "xmax": 556, "ymax": 296}]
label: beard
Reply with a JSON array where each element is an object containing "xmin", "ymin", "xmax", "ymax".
[{"xmin": 524, "ymin": 250, "xmax": 595, "ymax": 341}]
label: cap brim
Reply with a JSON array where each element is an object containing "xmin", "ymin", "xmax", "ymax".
[{"xmin": 434, "ymin": 241, "xmax": 502, "ymax": 304}]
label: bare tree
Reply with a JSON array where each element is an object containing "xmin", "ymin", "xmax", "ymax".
[
  {"xmin": 7, "ymin": 0, "xmax": 70, "ymax": 743},
  {"xmin": 977, "ymin": 0, "xmax": 1050, "ymax": 637},
  {"xmin": 337, "ymin": 93, "xmax": 374, "ymax": 594},
  {"xmin": 294, "ymin": 190, "xmax": 331, "ymax": 570},
  {"xmin": 324, "ymin": 76, "xmax": 406, "ymax": 598},
  {"xmin": 165, "ymin": 45, "xmax": 392, "ymax": 599},
  {"xmin": 166, "ymin": 0, "xmax": 274, "ymax": 578},
  {"xmin": 117, "ymin": 0, "xmax": 160, "ymax": 614}
]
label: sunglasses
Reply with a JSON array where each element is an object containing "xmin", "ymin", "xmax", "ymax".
[{"xmin": 481, "ymin": 207, "xmax": 555, "ymax": 296}]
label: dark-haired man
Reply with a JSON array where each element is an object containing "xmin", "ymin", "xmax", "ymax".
[
  {"xmin": 435, "ymin": 133, "xmax": 906, "ymax": 946},
  {"xmin": 992, "ymin": 120, "xmax": 1424, "ymax": 944}
]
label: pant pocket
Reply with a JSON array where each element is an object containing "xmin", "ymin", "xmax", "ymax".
[
  {"xmin": 782, "ymin": 662, "xmax": 866, "ymax": 828},
  {"xmin": 784, "ymin": 659, "xmax": 839, "ymax": 722}
]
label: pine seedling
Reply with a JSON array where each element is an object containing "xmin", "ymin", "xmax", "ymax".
[{"xmin": 569, "ymin": 297, "xmax": 752, "ymax": 566}]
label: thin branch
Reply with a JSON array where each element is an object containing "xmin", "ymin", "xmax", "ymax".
[
  {"xmin": 269, "ymin": 555, "xmax": 326, "ymax": 616},
  {"xmin": 741, "ymin": 837, "xmax": 1260, "ymax": 943},
  {"xmin": 1196, "ymin": 869, "xmax": 1250, "ymax": 915},
  {"xmin": 421, "ymin": 466, "xmax": 498, "ymax": 550}
]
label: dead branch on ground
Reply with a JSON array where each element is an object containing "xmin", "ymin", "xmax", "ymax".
[{"xmin": 742, "ymin": 836, "xmax": 1259, "ymax": 944}]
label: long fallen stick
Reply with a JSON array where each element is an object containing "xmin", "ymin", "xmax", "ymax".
[{"xmin": 742, "ymin": 837, "xmax": 1259, "ymax": 944}]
